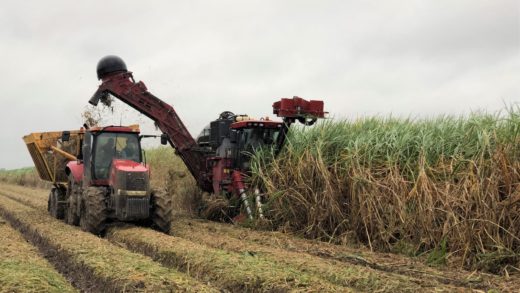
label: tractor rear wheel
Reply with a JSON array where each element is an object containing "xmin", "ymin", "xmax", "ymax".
[
  {"xmin": 151, "ymin": 188, "xmax": 172, "ymax": 233},
  {"xmin": 48, "ymin": 187, "xmax": 65, "ymax": 219},
  {"xmin": 66, "ymin": 192, "xmax": 80, "ymax": 226},
  {"xmin": 65, "ymin": 175, "xmax": 80, "ymax": 226},
  {"xmin": 80, "ymin": 187, "xmax": 107, "ymax": 235}
]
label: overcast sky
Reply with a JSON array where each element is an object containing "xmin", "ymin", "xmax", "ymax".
[{"xmin": 0, "ymin": 0, "xmax": 518, "ymax": 169}]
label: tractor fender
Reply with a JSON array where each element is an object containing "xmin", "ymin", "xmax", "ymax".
[{"xmin": 65, "ymin": 161, "xmax": 84, "ymax": 183}]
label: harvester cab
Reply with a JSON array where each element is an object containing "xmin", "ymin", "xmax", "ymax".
[
  {"xmin": 197, "ymin": 98, "xmax": 326, "ymax": 220},
  {"xmin": 177, "ymin": 97, "xmax": 325, "ymax": 173}
]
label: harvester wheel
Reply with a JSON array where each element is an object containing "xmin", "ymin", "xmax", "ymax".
[
  {"xmin": 48, "ymin": 187, "xmax": 65, "ymax": 219},
  {"xmin": 65, "ymin": 175, "xmax": 80, "ymax": 226},
  {"xmin": 151, "ymin": 188, "xmax": 172, "ymax": 233},
  {"xmin": 80, "ymin": 187, "xmax": 107, "ymax": 235}
]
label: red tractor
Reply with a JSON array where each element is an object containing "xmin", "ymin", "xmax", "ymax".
[
  {"xmin": 89, "ymin": 56, "xmax": 326, "ymax": 220},
  {"xmin": 65, "ymin": 125, "xmax": 171, "ymax": 233},
  {"xmin": 24, "ymin": 124, "xmax": 172, "ymax": 235}
]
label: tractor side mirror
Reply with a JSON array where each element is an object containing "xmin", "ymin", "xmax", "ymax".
[
  {"xmin": 160, "ymin": 134, "xmax": 168, "ymax": 145},
  {"xmin": 62, "ymin": 131, "xmax": 70, "ymax": 142},
  {"xmin": 229, "ymin": 130, "xmax": 237, "ymax": 143}
]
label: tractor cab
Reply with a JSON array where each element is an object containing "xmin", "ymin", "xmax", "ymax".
[
  {"xmin": 82, "ymin": 125, "xmax": 145, "ymax": 186},
  {"xmin": 92, "ymin": 131, "xmax": 141, "ymax": 179}
]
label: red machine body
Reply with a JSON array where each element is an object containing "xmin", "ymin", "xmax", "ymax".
[
  {"xmin": 39, "ymin": 122, "xmax": 171, "ymax": 235},
  {"xmin": 273, "ymin": 97, "xmax": 325, "ymax": 119},
  {"xmin": 66, "ymin": 161, "xmax": 83, "ymax": 183}
]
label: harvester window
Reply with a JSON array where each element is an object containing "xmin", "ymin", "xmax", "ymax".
[
  {"xmin": 242, "ymin": 128, "xmax": 280, "ymax": 152},
  {"xmin": 93, "ymin": 132, "xmax": 141, "ymax": 179},
  {"xmin": 237, "ymin": 127, "xmax": 281, "ymax": 171}
]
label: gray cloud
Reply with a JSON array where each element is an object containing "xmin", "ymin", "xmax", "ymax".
[{"xmin": 0, "ymin": 0, "xmax": 518, "ymax": 169}]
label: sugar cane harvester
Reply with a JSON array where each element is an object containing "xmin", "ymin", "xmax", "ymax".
[{"xmin": 89, "ymin": 56, "xmax": 326, "ymax": 221}]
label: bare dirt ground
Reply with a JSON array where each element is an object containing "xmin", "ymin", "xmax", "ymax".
[{"xmin": 0, "ymin": 182, "xmax": 517, "ymax": 292}]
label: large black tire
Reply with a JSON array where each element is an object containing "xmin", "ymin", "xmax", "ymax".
[
  {"xmin": 80, "ymin": 187, "xmax": 107, "ymax": 235},
  {"xmin": 65, "ymin": 176, "xmax": 80, "ymax": 226},
  {"xmin": 47, "ymin": 189, "xmax": 52, "ymax": 213},
  {"xmin": 48, "ymin": 187, "xmax": 65, "ymax": 219},
  {"xmin": 151, "ymin": 188, "xmax": 172, "ymax": 233}
]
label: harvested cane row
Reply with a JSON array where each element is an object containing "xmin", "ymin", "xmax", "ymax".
[
  {"xmin": 170, "ymin": 218, "xmax": 516, "ymax": 291},
  {"xmin": 1, "ymin": 183, "xmax": 507, "ymax": 292},
  {"xmin": 0, "ymin": 187, "xmax": 349, "ymax": 292},
  {"xmin": 0, "ymin": 195, "xmax": 216, "ymax": 292},
  {"xmin": 0, "ymin": 186, "xmax": 376, "ymax": 292},
  {"xmin": 107, "ymin": 226, "xmax": 347, "ymax": 292},
  {"xmin": 0, "ymin": 216, "xmax": 76, "ymax": 293}
]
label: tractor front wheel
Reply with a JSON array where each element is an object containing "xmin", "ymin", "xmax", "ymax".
[
  {"xmin": 151, "ymin": 188, "xmax": 172, "ymax": 233},
  {"xmin": 80, "ymin": 187, "xmax": 107, "ymax": 235}
]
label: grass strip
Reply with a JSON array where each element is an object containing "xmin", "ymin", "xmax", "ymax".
[
  {"xmin": 107, "ymin": 225, "xmax": 348, "ymax": 292},
  {"xmin": 0, "ymin": 183, "xmax": 48, "ymax": 202},
  {"xmin": 0, "ymin": 189, "xmax": 46, "ymax": 209},
  {"xmin": 170, "ymin": 219, "xmax": 473, "ymax": 292},
  {"xmin": 172, "ymin": 217, "xmax": 509, "ymax": 291},
  {"xmin": 0, "ymin": 217, "xmax": 77, "ymax": 293},
  {"xmin": 0, "ymin": 195, "xmax": 217, "ymax": 293}
]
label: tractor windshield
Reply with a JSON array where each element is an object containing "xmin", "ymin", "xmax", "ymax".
[{"xmin": 93, "ymin": 132, "xmax": 141, "ymax": 179}]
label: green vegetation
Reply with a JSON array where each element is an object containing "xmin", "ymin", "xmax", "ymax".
[
  {"xmin": 0, "ymin": 196, "xmax": 217, "ymax": 292},
  {"xmin": 0, "ymin": 167, "xmax": 47, "ymax": 188},
  {"xmin": 0, "ymin": 217, "xmax": 77, "ymax": 293},
  {"xmin": 9, "ymin": 107, "xmax": 520, "ymax": 274},
  {"xmin": 145, "ymin": 147, "xmax": 201, "ymax": 214},
  {"xmin": 252, "ymin": 107, "xmax": 520, "ymax": 272}
]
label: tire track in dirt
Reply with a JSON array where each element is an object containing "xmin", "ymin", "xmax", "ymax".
[
  {"xmin": 0, "ymin": 184, "xmax": 485, "ymax": 292},
  {"xmin": 0, "ymin": 194, "xmax": 217, "ymax": 292},
  {"xmin": 0, "ymin": 216, "xmax": 77, "ymax": 293}
]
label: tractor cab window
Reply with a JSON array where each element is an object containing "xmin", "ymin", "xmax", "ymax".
[{"xmin": 93, "ymin": 132, "xmax": 140, "ymax": 179}]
